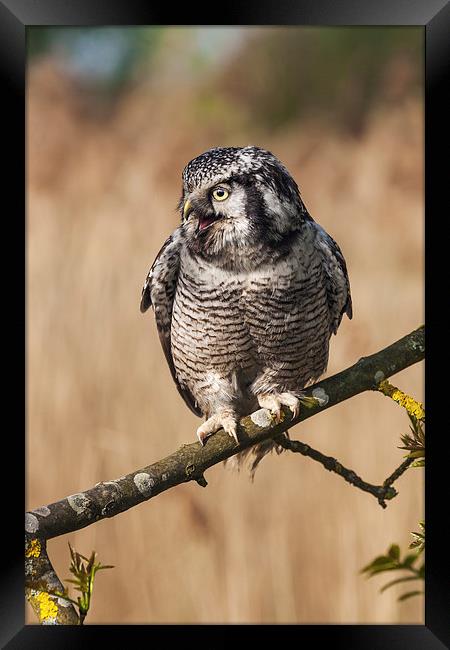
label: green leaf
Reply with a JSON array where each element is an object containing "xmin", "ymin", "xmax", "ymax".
[
  {"xmin": 411, "ymin": 458, "xmax": 425, "ymax": 468},
  {"xmin": 86, "ymin": 551, "xmax": 96, "ymax": 574},
  {"xmin": 367, "ymin": 565, "xmax": 401, "ymax": 577},
  {"xmin": 409, "ymin": 528, "xmax": 425, "ymax": 555},
  {"xmin": 62, "ymin": 543, "xmax": 114, "ymax": 625},
  {"xmin": 388, "ymin": 544, "xmax": 400, "ymax": 561},
  {"xmin": 380, "ymin": 575, "xmax": 421, "ymax": 593},
  {"xmin": 398, "ymin": 590, "xmax": 423, "ymax": 602},
  {"xmin": 402, "ymin": 553, "xmax": 419, "ymax": 567},
  {"xmin": 361, "ymin": 555, "xmax": 392, "ymax": 572},
  {"xmin": 407, "ymin": 411, "xmax": 419, "ymax": 427},
  {"xmin": 97, "ymin": 564, "xmax": 115, "ymax": 571},
  {"xmin": 408, "ymin": 450, "xmax": 425, "ymax": 459}
]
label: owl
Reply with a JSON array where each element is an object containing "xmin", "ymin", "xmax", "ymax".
[{"xmin": 140, "ymin": 146, "xmax": 352, "ymax": 474}]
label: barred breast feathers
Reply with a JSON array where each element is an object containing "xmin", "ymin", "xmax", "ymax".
[{"xmin": 140, "ymin": 227, "xmax": 202, "ymax": 417}]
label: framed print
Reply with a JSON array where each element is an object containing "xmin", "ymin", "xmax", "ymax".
[{"xmin": 2, "ymin": 0, "xmax": 449, "ymax": 647}]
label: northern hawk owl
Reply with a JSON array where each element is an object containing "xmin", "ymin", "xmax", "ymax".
[{"xmin": 141, "ymin": 146, "xmax": 352, "ymax": 474}]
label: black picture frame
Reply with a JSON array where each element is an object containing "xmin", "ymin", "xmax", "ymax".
[{"xmin": 3, "ymin": 1, "xmax": 449, "ymax": 647}]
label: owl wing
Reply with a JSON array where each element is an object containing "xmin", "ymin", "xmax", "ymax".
[
  {"xmin": 313, "ymin": 223, "xmax": 353, "ymax": 335},
  {"xmin": 140, "ymin": 229, "xmax": 202, "ymax": 417}
]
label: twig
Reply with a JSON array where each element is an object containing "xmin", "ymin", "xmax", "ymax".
[
  {"xmin": 382, "ymin": 457, "xmax": 416, "ymax": 490},
  {"xmin": 273, "ymin": 434, "xmax": 403, "ymax": 508}
]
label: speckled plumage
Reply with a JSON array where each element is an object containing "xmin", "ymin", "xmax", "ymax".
[{"xmin": 141, "ymin": 146, "xmax": 352, "ymax": 474}]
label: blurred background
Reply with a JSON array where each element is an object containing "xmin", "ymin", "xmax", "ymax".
[{"xmin": 26, "ymin": 26, "xmax": 424, "ymax": 624}]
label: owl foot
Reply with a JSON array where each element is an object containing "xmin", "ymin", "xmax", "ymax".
[
  {"xmin": 196, "ymin": 411, "xmax": 239, "ymax": 446},
  {"xmin": 257, "ymin": 392, "xmax": 300, "ymax": 422}
]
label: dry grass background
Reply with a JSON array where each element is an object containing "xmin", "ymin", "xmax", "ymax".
[{"xmin": 26, "ymin": 30, "xmax": 424, "ymax": 624}]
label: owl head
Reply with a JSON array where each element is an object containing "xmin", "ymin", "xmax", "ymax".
[{"xmin": 179, "ymin": 146, "xmax": 309, "ymax": 266}]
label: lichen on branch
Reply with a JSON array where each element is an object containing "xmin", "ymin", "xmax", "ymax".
[{"xmin": 377, "ymin": 379, "xmax": 425, "ymax": 421}]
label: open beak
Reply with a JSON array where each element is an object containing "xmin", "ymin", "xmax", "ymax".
[
  {"xmin": 184, "ymin": 198, "xmax": 221, "ymax": 234},
  {"xmin": 196, "ymin": 214, "xmax": 221, "ymax": 233}
]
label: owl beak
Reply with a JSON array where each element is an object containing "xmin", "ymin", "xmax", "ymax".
[
  {"xmin": 183, "ymin": 199, "xmax": 192, "ymax": 220},
  {"xmin": 184, "ymin": 197, "xmax": 221, "ymax": 234}
]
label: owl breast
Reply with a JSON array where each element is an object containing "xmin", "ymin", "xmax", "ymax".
[
  {"xmin": 171, "ymin": 251, "xmax": 257, "ymax": 412},
  {"xmin": 171, "ymin": 231, "xmax": 331, "ymax": 417}
]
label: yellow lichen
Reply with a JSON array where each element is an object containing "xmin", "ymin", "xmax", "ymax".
[
  {"xmin": 377, "ymin": 380, "xmax": 425, "ymax": 421},
  {"xmin": 34, "ymin": 591, "xmax": 58, "ymax": 621},
  {"xmin": 25, "ymin": 538, "xmax": 41, "ymax": 558},
  {"xmin": 391, "ymin": 389, "xmax": 425, "ymax": 420}
]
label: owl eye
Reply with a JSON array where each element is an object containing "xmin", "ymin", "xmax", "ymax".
[{"xmin": 212, "ymin": 187, "xmax": 229, "ymax": 201}]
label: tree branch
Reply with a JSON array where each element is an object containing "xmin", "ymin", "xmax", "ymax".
[
  {"xmin": 25, "ymin": 325, "xmax": 424, "ymax": 623},
  {"xmin": 25, "ymin": 536, "xmax": 79, "ymax": 625},
  {"xmin": 273, "ymin": 434, "xmax": 407, "ymax": 508}
]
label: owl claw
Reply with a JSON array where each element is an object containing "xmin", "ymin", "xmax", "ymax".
[
  {"xmin": 196, "ymin": 428, "xmax": 208, "ymax": 446},
  {"xmin": 227, "ymin": 424, "xmax": 239, "ymax": 444},
  {"xmin": 273, "ymin": 408, "xmax": 283, "ymax": 423},
  {"xmin": 196, "ymin": 412, "xmax": 239, "ymax": 446},
  {"xmin": 257, "ymin": 392, "xmax": 301, "ymax": 421}
]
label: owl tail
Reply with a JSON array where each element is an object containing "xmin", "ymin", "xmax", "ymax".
[{"xmin": 224, "ymin": 431, "xmax": 290, "ymax": 480}]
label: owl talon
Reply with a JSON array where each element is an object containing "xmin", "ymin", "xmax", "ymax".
[
  {"xmin": 273, "ymin": 408, "xmax": 283, "ymax": 423},
  {"xmin": 196, "ymin": 412, "xmax": 239, "ymax": 446},
  {"xmin": 280, "ymin": 393, "xmax": 301, "ymax": 419},
  {"xmin": 257, "ymin": 392, "xmax": 301, "ymax": 421},
  {"xmin": 227, "ymin": 424, "xmax": 239, "ymax": 444},
  {"xmin": 290, "ymin": 404, "xmax": 299, "ymax": 418}
]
